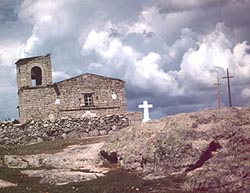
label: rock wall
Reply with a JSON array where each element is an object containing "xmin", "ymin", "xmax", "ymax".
[{"xmin": 0, "ymin": 114, "xmax": 129, "ymax": 146}]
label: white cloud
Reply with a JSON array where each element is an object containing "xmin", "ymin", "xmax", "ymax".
[
  {"xmin": 175, "ymin": 23, "xmax": 250, "ymax": 93},
  {"xmin": 81, "ymin": 29, "xmax": 180, "ymax": 96},
  {"xmin": 241, "ymin": 88, "xmax": 250, "ymax": 99},
  {"xmin": 233, "ymin": 41, "xmax": 250, "ymax": 79},
  {"xmin": 0, "ymin": 41, "xmax": 24, "ymax": 67},
  {"xmin": 52, "ymin": 71, "xmax": 70, "ymax": 82}
]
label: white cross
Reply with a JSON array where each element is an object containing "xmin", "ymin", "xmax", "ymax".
[{"xmin": 138, "ymin": 100, "xmax": 153, "ymax": 122}]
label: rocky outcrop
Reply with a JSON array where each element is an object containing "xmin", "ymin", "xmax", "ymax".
[
  {"xmin": 102, "ymin": 107, "xmax": 250, "ymax": 192},
  {"xmin": 0, "ymin": 179, "xmax": 17, "ymax": 188},
  {"xmin": 0, "ymin": 114, "xmax": 129, "ymax": 145},
  {"xmin": 4, "ymin": 142, "xmax": 106, "ymax": 170},
  {"xmin": 4, "ymin": 142, "xmax": 109, "ymax": 185}
]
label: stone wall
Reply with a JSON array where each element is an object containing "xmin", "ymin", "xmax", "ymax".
[
  {"xmin": 127, "ymin": 112, "xmax": 142, "ymax": 125},
  {"xmin": 0, "ymin": 114, "xmax": 129, "ymax": 146},
  {"xmin": 18, "ymin": 73, "xmax": 126, "ymax": 123}
]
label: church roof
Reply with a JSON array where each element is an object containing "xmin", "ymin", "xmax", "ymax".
[{"xmin": 55, "ymin": 73, "xmax": 125, "ymax": 85}]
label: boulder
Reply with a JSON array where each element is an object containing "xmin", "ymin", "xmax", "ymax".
[
  {"xmin": 4, "ymin": 155, "xmax": 29, "ymax": 168},
  {"xmin": 67, "ymin": 130, "xmax": 78, "ymax": 139},
  {"xmin": 48, "ymin": 114, "xmax": 56, "ymax": 123},
  {"xmin": 78, "ymin": 132, "xmax": 89, "ymax": 138},
  {"xmin": 61, "ymin": 133, "xmax": 67, "ymax": 139},
  {"xmin": 0, "ymin": 179, "xmax": 17, "ymax": 188},
  {"xmin": 99, "ymin": 130, "xmax": 108, "ymax": 136},
  {"xmin": 102, "ymin": 107, "xmax": 250, "ymax": 193},
  {"xmin": 89, "ymin": 130, "xmax": 99, "ymax": 137}
]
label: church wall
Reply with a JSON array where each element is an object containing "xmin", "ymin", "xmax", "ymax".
[
  {"xmin": 18, "ymin": 74, "xmax": 126, "ymax": 123},
  {"xmin": 18, "ymin": 86, "xmax": 58, "ymax": 123},
  {"xmin": 55, "ymin": 74, "xmax": 126, "ymax": 118}
]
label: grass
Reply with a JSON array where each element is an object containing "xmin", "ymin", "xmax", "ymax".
[
  {"xmin": 0, "ymin": 167, "xmax": 197, "ymax": 193},
  {"xmin": 0, "ymin": 136, "xmax": 107, "ymax": 156}
]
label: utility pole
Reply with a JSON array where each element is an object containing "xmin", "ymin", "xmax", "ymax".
[
  {"xmin": 214, "ymin": 77, "xmax": 221, "ymax": 109},
  {"xmin": 222, "ymin": 68, "xmax": 234, "ymax": 107}
]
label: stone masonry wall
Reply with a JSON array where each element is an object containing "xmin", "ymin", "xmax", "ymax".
[
  {"xmin": 18, "ymin": 73, "xmax": 126, "ymax": 123},
  {"xmin": 16, "ymin": 55, "xmax": 52, "ymax": 90},
  {"xmin": 0, "ymin": 114, "xmax": 129, "ymax": 146},
  {"xmin": 18, "ymin": 86, "xmax": 57, "ymax": 122},
  {"xmin": 56, "ymin": 74, "xmax": 126, "ymax": 117}
]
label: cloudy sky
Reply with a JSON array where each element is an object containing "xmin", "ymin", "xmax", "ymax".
[{"xmin": 0, "ymin": 0, "xmax": 250, "ymax": 120}]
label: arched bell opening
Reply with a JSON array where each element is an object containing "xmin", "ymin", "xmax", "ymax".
[{"xmin": 31, "ymin": 66, "xmax": 42, "ymax": 86}]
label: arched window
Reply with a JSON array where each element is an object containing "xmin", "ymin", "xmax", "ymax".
[{"xmin": 31, "ymin": 66, "xmax": 42, "ymax": 86}]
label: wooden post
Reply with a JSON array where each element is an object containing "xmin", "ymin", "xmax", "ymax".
[
  {"xmin": 222, "ymin": 68, "xmax": 234, "ymax": 107},
  {"xmin": 214, "ymin": 77, "xmax": 221, "ymax": 109}
]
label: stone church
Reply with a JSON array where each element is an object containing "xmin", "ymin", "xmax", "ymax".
[{"xmin": 16, "ymin": 54, "xmax": 127, "ymax": 123}]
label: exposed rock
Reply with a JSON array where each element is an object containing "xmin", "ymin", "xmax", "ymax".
[
  {"xmin": 4, "ymin": 155, "xmax": 29, "ymax": 168},
  {"xmin": 102, "ymin": 107, "xmax": 250, "ymax": 193},
  {"xmin": 3, "ymin": 142, "xmax": 109, "ymax": 186},
  {"xmin": 100, "ymin": 150, "xmax": 118, "ymax": 163},
  {"xmin": 185, "ymin": 141, "xmax": 221, "ymax": 172},
  {"xmin": 0, "ymin": 179, "xmax": 17, "ymax": 188},
  {"xmin": 4, "ymin": 142, "xmax": 106, "ymax": 170},
  {"xmin": 21, "ymin": 169, "xmax": 105, "ymax": 185}
]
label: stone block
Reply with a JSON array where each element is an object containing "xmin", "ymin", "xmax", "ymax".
[
  {"xmin": 67, "ymin": 131, "xmax": 78, "ymax": 139},
  {"xmin": 89, "ymin": 130, "xmax": 99, "ymax": 137},
  {"xmin": 79, "ymin": 132, "xmax": 89, "ymax": 138},
  {"xmin": 99, "ymin": 130, "xmax": 108, "ymax": 136},
  {"xmin": 61, "ymin": 133, "xmax": 67, "ymax": 139}
]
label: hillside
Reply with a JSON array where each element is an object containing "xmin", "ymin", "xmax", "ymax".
[{"xmin": 102, "ymin": 107, "xmax": 250, "ymax": 192}]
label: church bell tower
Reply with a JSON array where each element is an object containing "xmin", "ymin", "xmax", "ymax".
[{"xmin": 16, "ymin": 54, "xmax": 53, "ymax": 91}]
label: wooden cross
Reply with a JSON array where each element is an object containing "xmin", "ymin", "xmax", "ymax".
[
  {"xmin": 214, "ymin": 77, "xmax": 221, "ymax": 109},
  {"xmin": 222, "ymin": 68, "xmax": 234, "ymax": 107}
]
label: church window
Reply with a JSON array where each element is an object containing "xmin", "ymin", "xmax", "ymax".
[
  {"xmin": 84, "ymin": 94, "xmax": 93, "ymax": 107},
  {"xmin": 31, "ymin": 66, "xmax": 42, "ymax": 86}
]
